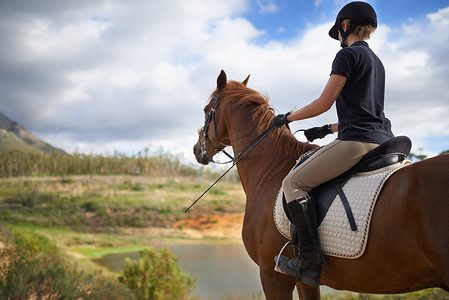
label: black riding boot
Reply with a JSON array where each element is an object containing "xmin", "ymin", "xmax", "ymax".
[{"xmin": 275, "ymin": 195, "xmax": 325, "ymax": 287}]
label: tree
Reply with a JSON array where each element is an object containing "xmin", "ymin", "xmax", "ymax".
[{"xmin": 409, "ymin": 149, "xmax": 449, "ymax": 162}]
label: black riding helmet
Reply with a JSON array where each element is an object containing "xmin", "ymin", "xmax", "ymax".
[{"xmin": 329, "ymin": 1, "xmax": 377, "ymax": 47}]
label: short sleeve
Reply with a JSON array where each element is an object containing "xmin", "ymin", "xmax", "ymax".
[{"xmin": 330, "ymin": 48, "xmax": 357, "ymax": 78}]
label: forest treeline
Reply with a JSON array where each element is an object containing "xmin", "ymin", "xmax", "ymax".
[{"xmin": 0, "ymin": 149, "xmax": 206, "ymax": 178}]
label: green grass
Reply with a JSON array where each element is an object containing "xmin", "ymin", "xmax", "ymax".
[
  {"xmin": 0, "ymin": 175, "xmax": 247, "ymax": 260},
  {"xmin": 0, "ymin": 176, "xmax": 245, "ymax": 232},
  {"xmin": 70, "ymin": 245, "xmax": 150, "ymax": 259},
  {"xmin": 0, "ymin": 132, "xmax": 41, "ymax": 153}
]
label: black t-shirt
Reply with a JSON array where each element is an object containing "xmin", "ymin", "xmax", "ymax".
[{"xmin": 331, "ymin": 41, "xmax": 394, "ymax": 144}]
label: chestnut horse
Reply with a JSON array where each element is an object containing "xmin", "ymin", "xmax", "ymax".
[{"xmin": 193, "ymin": 70, "xmax": 449, "ymax": 299}]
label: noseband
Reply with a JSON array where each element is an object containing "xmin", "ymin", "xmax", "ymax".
[{"xmin": 199, "ymin": 93, "xmax": 234, "ymax": 164}]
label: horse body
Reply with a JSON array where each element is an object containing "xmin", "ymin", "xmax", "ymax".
[
  {"xmin": 193, "ymin": 71, "xmax": 449, "ymax": 299},
  {"xmin": 321, "ymin": 155, "xmax": 449, "ymax": 293}
]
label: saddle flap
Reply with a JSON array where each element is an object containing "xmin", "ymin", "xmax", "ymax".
[{"xmin": 309, "ymin": 136, "xmax": 412, "ymax": 227}]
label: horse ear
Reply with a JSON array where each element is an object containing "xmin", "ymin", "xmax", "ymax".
[
  {"xmin": 242, "ymin": 74, "xmax": 250, "ymax": 86},
  {"xmin": 217, "ymin": 70, "xmax": 227, "ymax": 91}
]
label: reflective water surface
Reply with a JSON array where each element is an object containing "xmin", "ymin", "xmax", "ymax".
[{"xmin": 94, "ymin": 244, "xmax": 334, "ymax": 299}]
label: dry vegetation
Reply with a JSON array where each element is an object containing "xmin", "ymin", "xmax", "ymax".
[{"xmin": 1, "ymin": 149, "xmax": 447, "ymax": 299}]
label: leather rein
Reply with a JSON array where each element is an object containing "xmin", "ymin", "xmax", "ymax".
[{"xmin": 199, "ymin": 92, "xmax": 276, "ymax": 165}]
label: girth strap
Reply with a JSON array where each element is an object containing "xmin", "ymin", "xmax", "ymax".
[{"xmin": 334, "ymin": 183, "xmax": 357, "ymax": 231}]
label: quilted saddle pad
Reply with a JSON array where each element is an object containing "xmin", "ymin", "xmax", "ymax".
[{"xmin": 274, "ymin": 160, "xmax": 412, "ymax": 259}]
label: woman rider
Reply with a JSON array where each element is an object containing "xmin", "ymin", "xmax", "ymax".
[{"xmin": 272, "ymin": 1, "xmax": 394, "ymax": 287}]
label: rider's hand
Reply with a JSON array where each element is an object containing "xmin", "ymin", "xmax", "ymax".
[
  {"xmin": 304, "ymin": 124, "xmax": 333, "ymax": 142},
  {"xmin": 273, "ymin": 113, "xmax": 291, "ymax": 128}
]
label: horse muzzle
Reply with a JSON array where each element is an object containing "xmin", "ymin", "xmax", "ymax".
[{"xmin": 193, "ymin": 139, "xmax": 212, "ymax": 165}]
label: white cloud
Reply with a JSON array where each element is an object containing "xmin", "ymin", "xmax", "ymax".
[
  {"xmin": 427, "ymin": 6, "xmax": 449, "ymax": 27},
  {"xmin": 368, "ymin": 7, "xmax": 449, "ymax": 146},
  {"xmin": 1, "ymin": 1, "xmax": 448, "ymax": 164}
]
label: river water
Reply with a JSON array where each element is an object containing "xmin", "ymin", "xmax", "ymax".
[{"xmin": 94, "ymin": 244, "xmax": 335, "ymax": 299}]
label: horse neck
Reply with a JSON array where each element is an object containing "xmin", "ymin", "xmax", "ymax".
[{"xmin": 226, "ymin": 104, "xmax": 308, "ymax": 199}]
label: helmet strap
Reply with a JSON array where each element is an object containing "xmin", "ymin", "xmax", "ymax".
[{"xmin": 337, "ymin": 22, "xmax": 356, "ymax": 48}]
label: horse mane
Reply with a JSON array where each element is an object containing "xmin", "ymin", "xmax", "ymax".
[{"xmin": 222, "ymin": 81, "xmax": 318, "ymax": 158}]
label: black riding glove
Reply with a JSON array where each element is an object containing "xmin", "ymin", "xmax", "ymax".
[
  {"xmin": 304, "ymin": 124, "xmax": 333, "ymax": 142},
  {"xmin": 273, "ymin": 113, "xmax": 291, "ymax": 128}
]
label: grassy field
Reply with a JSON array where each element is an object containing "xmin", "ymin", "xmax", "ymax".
[
  {"xmin": 0, "ymin": 174, "xmax": 246, "ymax": 242},
  {"xmin": 0, "ymin": 174, "xmax": 249, "ymax": 299},
  {"xmin": 1, "ymin": 175, "xmax": 448, "ymax": 299}
]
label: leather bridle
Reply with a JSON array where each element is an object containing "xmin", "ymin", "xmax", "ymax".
[{"xmin": 199, "ymin": 93, "xmax": 234, "ymax": 164}]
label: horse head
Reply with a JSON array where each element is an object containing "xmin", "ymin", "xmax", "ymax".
[{"xmin": 193, "ymin": 70, "xmax": 250, "ymax": 165}]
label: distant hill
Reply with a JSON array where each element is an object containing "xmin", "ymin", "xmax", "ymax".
[{"xmin": 0, "ymin": 112, "xmax": 66, "ymax": 154}]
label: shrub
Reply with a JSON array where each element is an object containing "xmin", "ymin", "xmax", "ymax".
[
  {"xmin": 14, "ymin": 231, "xmax": 59, "ymax": 255},
  {"xmin": 119, "ymin": 247, "xmax": 197, "ymax": 300},
  {"xmin": 0, "ymin": 248, "xmax": 87, "ymax": 299},
  {"xmin": 81, "ymin": 201, "xmax": 102, "ymax": 212},
  {"xmin": 0, "ymin": 229, "xmax": 135, "ymax": 300}
]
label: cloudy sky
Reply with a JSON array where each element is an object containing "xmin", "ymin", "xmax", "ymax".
[{"xmin": 1, "ymin": 0, "xmax": 448, "ymax": 164}]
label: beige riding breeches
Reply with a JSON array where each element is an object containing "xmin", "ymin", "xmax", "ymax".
[{"xmin": 282, "ymin": 139, "xmax": 379, "ymax": 202}]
